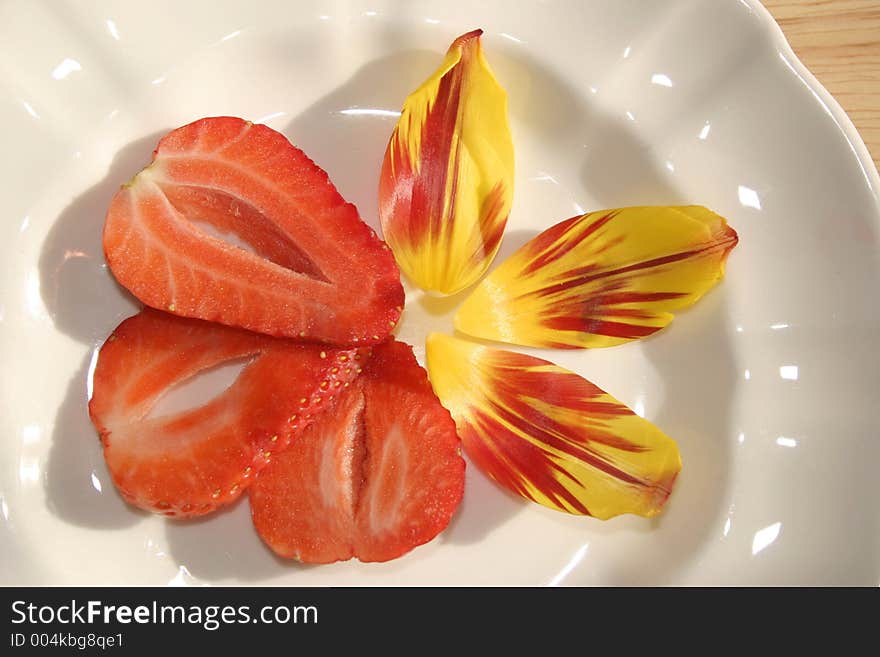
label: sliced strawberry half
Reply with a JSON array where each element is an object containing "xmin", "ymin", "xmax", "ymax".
[
  {"xmin": 88, "ymin": 308, "xmax": 364, "ymax": 517},
  {"xmin": 103, "ymin": 117, "xmax": 403, "ymax": 345},
  {"xmin": 249, "ymin": 339, "xmax": 465, "ymax": 563}
]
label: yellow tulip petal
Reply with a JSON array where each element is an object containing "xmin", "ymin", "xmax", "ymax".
[
  {"xmin": 426, "ymin": 333, "xmax": 681, "ymax": 519},
  {"xmin": 455, "ymin": 206, "xmax": 738, "ymax": 348},
  {"xmin": 379, "ymin": 29, "xmax": 514, "ymax": 295}
]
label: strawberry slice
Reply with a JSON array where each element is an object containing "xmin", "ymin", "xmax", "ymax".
[
  {"xmin": 88, "ymin": 308, "xmax": 363, "ymax": 517},
  {"xmin": 103, "ymin": 117, "xmax": 403, "ymax": 345},
  {"xmin": 249, "ymin": 339, "xmax": 465, "ymax": 563},
  {"xmin": 248, "ymin": 382, "xmax": 365, "ymax": 564},
  {"xmin": 352, "ymin": 341, "xmax": 465, "ymax": 562}
]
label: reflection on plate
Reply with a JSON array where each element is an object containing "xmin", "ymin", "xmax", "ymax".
[{"xmin": 1, "ymin": 0, "xmax": 878, "ymax": 585}]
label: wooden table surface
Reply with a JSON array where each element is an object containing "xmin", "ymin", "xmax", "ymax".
[{"xmin": 763, "ymin": 0, "xmax": 880, "ymax": 171}]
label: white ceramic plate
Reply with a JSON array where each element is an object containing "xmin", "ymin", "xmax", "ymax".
[{"xmin": 2, "ymin": 0, "xmax": 878, "ymax": 586}]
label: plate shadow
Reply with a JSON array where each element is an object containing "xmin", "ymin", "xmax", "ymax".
[
  {"xmin": 38, "ymin": 131, "xmax": 167, "ymax": 345},
  {"xmin": 44, "ymin": 351, "xmax": 147, "ymax": 529},
  {"xmin": 163, "ymin": 496, "xmax": 321, "ymax": 583}
]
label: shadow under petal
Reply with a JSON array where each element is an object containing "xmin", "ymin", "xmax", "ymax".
[
  {"xmin": 283, "ymin": 48, "xmax": 441, "ymax": 233},
  {"xmin": 442, "ymin": 458, "xmax": 529, "ymax": 546},
  {"xmin": 583, "ymin": 287, "xmax": 737, "ymax": 585},
  {"xmin": 489, "ymin": 40, "xmax": 688, "ymax": 210},
  {"xmin": 635, "ymin": 287, "xmax": 737, "ymax": 583},
  {"xmin": 492, "ymin": 228, "xmax": 541, "ymax": 266}
]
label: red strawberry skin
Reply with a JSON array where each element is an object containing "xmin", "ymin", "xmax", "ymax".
[
  {"xmin": 88, "ymin": 309, "xmax": 363, "ymax": 517},
  {"xmin": 103, "ymin": 117, "xmax": 403, "ymax": 345},
  {"xmin": 249, "ymin": 339, "xmax": 465, "ymax": 563}
]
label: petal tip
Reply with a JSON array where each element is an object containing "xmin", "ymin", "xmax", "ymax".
[{"xmin": 451, "ymin": 28, "xmax": 484, "ymax": 50}]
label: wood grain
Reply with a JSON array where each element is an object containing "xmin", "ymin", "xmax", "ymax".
[{"xmin": 763, "ymin": 0, "xmax": 880, "ymax": 171}]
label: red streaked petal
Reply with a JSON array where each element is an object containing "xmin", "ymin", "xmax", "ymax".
[
  {"xmin": 425, "ymin": 333, "xmax": 681, "ymax": 519},
  {"xmin": 455, "ymin": 206, "xmax": 738, "ymax": 348},
  {"xmin": 379, "ymin": 29, "xmax": 514, "ymax": 295}
]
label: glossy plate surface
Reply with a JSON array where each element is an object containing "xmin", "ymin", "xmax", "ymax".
[{"xmin": 1, "ymin": 0, "xmax": 878, "ymax": 585}]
